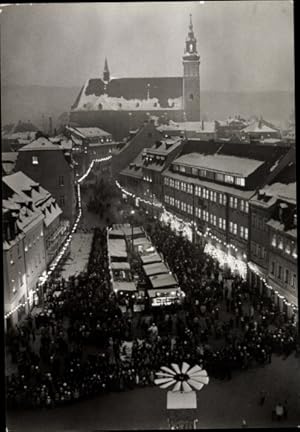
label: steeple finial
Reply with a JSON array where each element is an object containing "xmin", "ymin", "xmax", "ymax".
[
  {"xmin": 103, "ymin": 57, "xmax": 110, "ymax": 83},
  {"xmin": 189, "ymin": 14, "xmax": 193, "ymax": 30}
]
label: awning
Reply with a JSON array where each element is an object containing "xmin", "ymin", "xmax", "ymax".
[
  {"xmin": 108, "ymin": 239, "xmax": 127, "ymax": 258},
  {"xmin": 167, "ymin": 390, "xmax": 197, "ymax": 410},
  {"xmin": 149, "ymin": 273, "xmax": 178, "ymax": 289},
  {"xmin": 143, "ymin": 262, "xmax": 169, "ymax": 276}
]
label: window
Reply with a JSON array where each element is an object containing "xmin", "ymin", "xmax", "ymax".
[
  {"xmin": 191, "ymin": 168, "xmax": 198, "ymax": 176},
  {"xmin": 257, "ymin": 245, "xmax": 261, "ymax": 257},
  {"xmin": 187, "ymin": 204, "xmax": 193, "ymax": 214},
  {"xmin": 229, "ymin": 222, "xmax": 237, "ymax": 235},
  {"xmin": 291, "ymin": 273, "xmax": 296, "ymax": 288},
  {"xmin": 210, "ymin": 191, "xmax": 217, "ymax": 202},
  {"xmin": 196, "ymin": 208, "xmax": 202, "ymax": 219},
  {"xmin": 271, "ymin": 261, "xmax": 275, "ymax": 275},
  {"xmin": 224, "ymin": 175, "xmax": 234, "ymax": 184},
  {"xmin": 58, "ymin": 176, "xmax": 64, "ymax": 186},
  {"xmin": 59, "ymin": 196, "xmax": 64, "ymax": 207},
  {"xmin": 173, "ymin": 165, "xmax": 179, "ymax": 172},
  {"xmin": 165, "ymin": 195, "xmax": 170, "ymax": 204},
  {"xmin": 292, "ymin": 247, "xmax": 297, "ymax": 259},
  {"xmin": 215, "ymin": 173, "xmax": 224, "ymax": 182},
  {"xmin": 195, "ymin": 186, "xmax": 202, "ymax": 197},
  {"xmin": 271, "ymin": 234, "xmax": 276, "ymax": 247},
  {"xmin": 164, "ymin": 177, "xmax": 169, "ymax": 186},
  {"xmin": 285, "ymin": 269, "xmax": 289, "ymax": 284},
  {"xmin": 170, "ymin": 197, "xmax": 175, "ymax": 206},
  {"xmin": 235, "ymin": 177, "xmax": 245, "ymax": 187},
  {"xmin": 181, "ymin": 182, "xmax": 187, "ymax": 192},
  {"xmin": 240, "ymin": 200, "xmax": 245, "ymax": 212},
  {"xmin": 229, "ymin": 197, "xmax": 238, "ymax": 209},
  {"xmin": 278, "ymin": 237, "xmax": 283, "ymax": 250},
  {"xmin": 181, "ymin": 202, "xmax": 186, "ymax": 212},
  {"xmin": 203, "ymin": 188, "xmax": 209, "ymax": 200},
  {"xmin": 187, "ymin": 184, "xmax": 193, "ymax": 194},
  {"xmin": 219, "ymin": 193, "xmax": 227, "ymax": 206},
  {"xmin": 203, "ymin": 210, "xmax": 209, "ymax": 222},
  {"xmin": 212, "ymin": 215, "xmax": 217, "ymax": 226},
  {"xmin": 32, "ymin": 156, "xmax": 38, "ymax": 165},
  {"xmin": 277, "ymin": 265, "xmax": 282, "ymax": 280},
  {"xmin": 179, "ymin": 165, "xmax": 186, "ymax": 173},
  {"xmin": 244, "ymin": 227, "xmax": 248, "ymax": 240},
  {"xmin": 285, "ymin": 242, "xmax": 291, "ymax": 255},
  {"xmin": 175, "ymin": 199, "xmax": 180, "ymax": 208},
  {"xmin": 174, "ymin": 180, "xmax": 180, "ymax": 190},
  {"xmin": 200, "ymin": 169, "xmax": 207, "ymax": 177},
  {"xmin": 240, "ymin": 226, "xmax": 244, "ymax": 238},
  {"xmin": 170, "ymin": 179, "xmax": 175, "ymax": 188}
]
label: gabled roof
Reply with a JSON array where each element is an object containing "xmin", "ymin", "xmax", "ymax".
[
  {"xmin": 66, "ymin": 126, "xmax": 111, "ymax": 139},
  {"xmin": 19, "ymin": 137, "xmax": 62, "ymax": 151},
  {"xmin": 241, "ymin": 119, "xmax": 279, "ymax": 134}
]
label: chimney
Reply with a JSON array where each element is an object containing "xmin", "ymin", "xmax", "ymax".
[{"xmin": 49, "ymin": 117, "xmax": 53, "ymax": 136}]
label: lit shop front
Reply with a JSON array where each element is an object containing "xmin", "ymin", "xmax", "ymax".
[
  {"xmin": 149, "ymin": 287, "xmax": 185, "ymax": 307},
  {"xmin": 204, "ymin": 242, "xmax": 248, "ymax": 279}
]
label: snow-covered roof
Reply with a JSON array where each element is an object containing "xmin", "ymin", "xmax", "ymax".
[
  {"xmin": 19, "ymin": 137, "xmax": 62, "ymax": 151},
  {"xmin": 108, "ymin": 238, "xmax": 127, "ymax": 258},
  {"xmin": 143, "ymin": 262, "xmax": 169, "ymax": 276},
  {"xmin": 173, "ymin": 153, "xmax": 264, "ymax": 177},
  {"xmin": 149, "ymin": 273, "xmax": 178, "ymax": 289},
  {"xmin": 241, "ymin": 120, "xmax": 279, "ymax": 134},
  {"xmin": 141, "ymin": 252, "xmax": 162, "ymax": 264},
  {"xmin": 261, "ymin": 182, "xmax": 296, "ymax": 204},
  {"xmin": 266, "ymin": 219, "xmax": 297, "ymax": 239},
  {"xmin": 112, "ymin": 281, "xmax": 137, "ymax": 292},
  {"xmin": 2, "ymin": 131, "xmax": 36, "ymax": 141},
  {"xmin": 158, "ymin": 121, "xmax": 216, "ymax": 133},
  {"xmin": 73, "ymin": 81, "xmax": 183, "ymax": 112},
  {"xmin": 111, "ymin": 262, "xmax": 130, "ymax": 270},
  {"xmin": 66, "ymin": 126, "xmax": 111, "ymax": 139}
]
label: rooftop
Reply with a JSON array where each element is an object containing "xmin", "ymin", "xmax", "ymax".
[
  {"xmin": 66, "ymin": 126, "xmax": 111, "ymax": 139},
  {"xmin": 173, "ymin": 152, "xmax": 264, "ymax": 177},
  {"xmin": 19, "ymin": 137, "xmax": 63, "ymax": 151}
]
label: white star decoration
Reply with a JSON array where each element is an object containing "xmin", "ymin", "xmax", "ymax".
[{"xmin": 154, "ymin": 362, "xmax": 209, "ymax": 392}]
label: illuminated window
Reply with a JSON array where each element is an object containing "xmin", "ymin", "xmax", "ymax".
[
  {"xmin": 32, "ymin": 156, "xmax": 38, "ymax": 165},
  {"xmin": 291, "ymin": 273, "xmax": 296, "ymax": 288},
  {"xmin": 215, "ymin": 173, "xmax": 224, "ymax": 182},
  {"xmin": 271, "ymin": 235, "xmax": 276, "ymax": 247},
  {"xmin": 179, "ymin": 166, "xmax": 186, "ymax": 173},
  {"xmin": 245, "ymin": 202, "xmax": 249, "ymax": 213},
  {"xmin": 195, "ymin": 186, "xmax": 201, "ymax": 197},
  {"xmin": 170, "ymin": 197, "xmax": 174, "ymax": 206},
  {"xmin": 240, "ymin": 226, "xmax": 244, "ymax": 238},
  {"xmin": 164, "ymin": 195, "xmax": 170, "ymax": 204},
  {"xmin": 292, "ymin": 247, "xmax": 297, "ymax": 259},
  {"xmin": 175, "ymin": 180, "xmax": 180, "ymax": 190},
  {"xmin": 236, "ymin": 177, "xmax": 245, "ymax": 187},
  {"xmin": 191, "ymin": 168, "xmax": 198, "ymax": 176},
  {"xmin": 244, "ymin": 227, "xmax": 248, "ymax": 240},
  {"xmin": 170, "ymin": 179, "xmax": 175, "ymax": 188},
  {"xmin": 224, "ymin": 175, "xmax": 234, "ymax": 184},
  {"xmin": 187, "ymin": 184, "xmax": 193, "ymax": 194},
  {"xmin": 278, "ymin": 237, "xmax": 283, "ymax": 250},
  {"xmin": 175, "ymin": 199, "xmax": 180, "ymax": 208},
  {"xmin": 196, "ymin": 208, "xmax": 202, "ymax": 219},
  {"xmin": 164, "ymin": 177, "xmax": 169, "ymax": 186},
  {"xmin": 200, "ymin": 169, "xmax": 207, "ymax": 177}
]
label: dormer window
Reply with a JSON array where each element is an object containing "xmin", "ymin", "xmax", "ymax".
[{"xmin": 32, "ymin": 156, "xmax": 38, "ymax": 165}]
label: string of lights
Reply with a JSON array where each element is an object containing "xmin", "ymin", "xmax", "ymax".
[{"xmin": 5, "ymin": 156, "xmax": 112, "ymax": 320}]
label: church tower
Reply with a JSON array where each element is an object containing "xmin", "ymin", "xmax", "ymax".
[
  {"xmin": 183, "ymin": 15, "xmax": 200, "ymax": 121},
  {"xmin": 103, "ymin": 57, "xmax": 110, "ymax": 83}
]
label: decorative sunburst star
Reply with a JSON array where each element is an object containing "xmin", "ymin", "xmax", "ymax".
[{"xmin": 154, "ymin": 362, "xmax": 209, "ymax": 392}]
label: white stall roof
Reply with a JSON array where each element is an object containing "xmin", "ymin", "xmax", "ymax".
[
  {"xmin": 141, "ymin": 252, "xmax": 162, "ymax": 264},
  {"xmin": 149, "ymin": 273, "xmax": 178, "ymax": 289},
  {"xmin": 148, "ymin": 287, "xmax": 180, "ymax": 298},
  {"xmin": 113, "ymin": 281, "xmax": 137, "ymax": 292},
  {"xmin": 108, "ymin": 238, "xmax": 127, "ymax": 258},
  {"xmin": 121, "ymin": 226, "xmax": 145, "ymax": 237},
  {"xmin": 109, "ymin": 229, "xmax": 126, "ymax": 238},
  {"xmin": 111, "ymin": 262, "xmax": 130, "ymax": 270},
  {"xmin": 143, "ymin": 262, "xmax": 169, "ymax": 276},
  {"xmin": 167, "ymin": 390, "xmax": 197, "ymax": 410}
]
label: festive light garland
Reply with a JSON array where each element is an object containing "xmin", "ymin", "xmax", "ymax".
[
  {"xmin": 5, "ymin": 156, "xmax": 112, "ymax": 320},
  {"xmin": 116, "ymin": 181, "xmax": 298, "ymax": 314}
]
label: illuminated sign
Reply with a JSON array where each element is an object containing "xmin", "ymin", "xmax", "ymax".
[{"xmin": 152, "ymin": 296, "xmax": 175, "ymax": 307}]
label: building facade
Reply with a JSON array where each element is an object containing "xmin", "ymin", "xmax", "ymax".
[{"xmin": 15, "ymin": 137, "xmax": 76, "ymax": 224}]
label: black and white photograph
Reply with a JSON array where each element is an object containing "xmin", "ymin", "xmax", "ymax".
[{"xmin": 2, "ymin": 1, "xmax": 298, "ymax": 430}]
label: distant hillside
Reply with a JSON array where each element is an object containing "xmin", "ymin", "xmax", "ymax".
[{"xmin": 1, "ymin": 85, "xmax": 294, "ymax": 130}]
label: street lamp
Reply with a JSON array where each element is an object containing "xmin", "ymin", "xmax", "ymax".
[{"xmin": 130, "ymin": 209, "xmax": 135, "ymax": 251}]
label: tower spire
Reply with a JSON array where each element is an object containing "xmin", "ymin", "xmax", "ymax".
[{"xmin": 103, "ymin": 57, "xmax": 110, "ymax": 83}]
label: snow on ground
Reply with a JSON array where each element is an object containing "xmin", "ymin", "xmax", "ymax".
[{"xmin": 60, "ymin": 233, "xmax": 93, "ymax": 279}]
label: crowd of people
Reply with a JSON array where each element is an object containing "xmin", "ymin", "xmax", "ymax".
[{"xmin": 5, "ymin": 220, "xmax": 298, "ymax": 413}]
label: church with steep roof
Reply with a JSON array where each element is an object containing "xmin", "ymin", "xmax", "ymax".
[{"xmin": 70, "ymin": 15, "xmax": 201, "ymax": 139}]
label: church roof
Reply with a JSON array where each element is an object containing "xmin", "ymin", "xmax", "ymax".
[{"xmin": 72, "ymin": 77, "xmax": 183, "ymax": 111}]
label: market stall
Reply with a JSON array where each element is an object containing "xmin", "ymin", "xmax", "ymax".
[{"xmin": 143, "ymin": 262, "xmax": 170, "ymax": 277}]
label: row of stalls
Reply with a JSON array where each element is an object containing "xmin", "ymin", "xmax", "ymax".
[{"xmin": 107, "ymin": 224, "xmax": 185, "ymax": 311}]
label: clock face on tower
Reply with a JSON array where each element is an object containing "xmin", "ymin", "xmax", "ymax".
[{"xmin": 190, "ymin": 43, "xmax": 193, "ymax": 53}]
